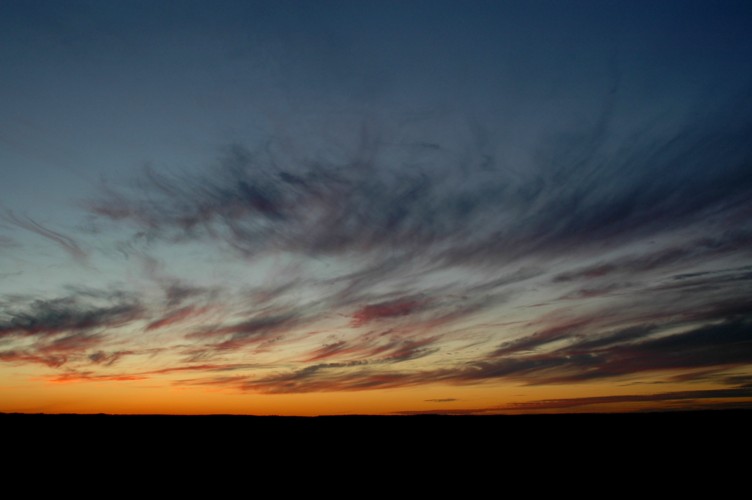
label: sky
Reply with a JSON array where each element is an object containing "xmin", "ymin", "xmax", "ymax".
[{"xmin": 1, "ymin": 0, "xmax": 752, "ymax": 415}]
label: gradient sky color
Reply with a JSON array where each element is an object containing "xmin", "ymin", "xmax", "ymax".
[{"xmin": 1, "ymin": 0, "xmax": 752, "ymax": 415}]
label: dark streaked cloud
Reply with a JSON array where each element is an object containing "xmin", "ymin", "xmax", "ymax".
[
  {"xmin": 501, "ymin": 388, "xmax": 752, "ymax": 412},
  {"xmin": 554, "ymin": 239, "xmax": 752, "ymax": 285},
  {"xmin": 0, "ymin": 295, "xmax": 143, "ymax": 338},
  {"xmin": 578, "ymin": 317, "xmax": 752, "ymax": 378},
  {"xmin": 172, "ymin": 304, "xmax": 752, "ymax": 394},
  {"xmin": 237, "ymin": 362, "xmax": 402, "ymax": 394},
  {"xmin": 493, "ymin": 318, "xmax": 595, "ymax": 357},
  {"xmin": 400, "ymin": 386, "xmax": 752, "ymax": 414},
  {"xmin": 187, "ymin": 313, "xmax": 302, "ymax": 350},
  {"xmin": 87, "ymin": 97, "xmax": 752, "ymax": 266},
  {"xmin": 300, "ymin": 333, "xmax": 438, "ymax": 364},
  {"xmin": 0, "ymin": 292, "xmax": 144, "ymax": 368},
  {"xmin": 87, "ymin": 350, "xmax": 133, "ymax": 366},
  {"xmin": 163, "ymin": 282, "xmax": 210, "ymax": 308}
]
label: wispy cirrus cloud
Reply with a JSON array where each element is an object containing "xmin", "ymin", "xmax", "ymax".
[
  {"xmin": 0, "ymin": 295, "xmax": 143, "ymax": 339},
  {"xmin": 351, "ymin": 299, "xmax": 426, "ymax": 327},
  {"xmin": 1, "ymin": 79, "xmax": 751, "ymax": 409},
  {"xmin": 0, "ymin": 292, "xmax": 144, "ymax": 368},
  {"xmin": 167, "ymin": 293, "xmax": 752, "ymax": 394},
  {"xmin": 43, "ymin": 361, "xmax": 267, "ymax": 384},
  {"xmin": 0, "ymin": 208, "xmax": 87, "ymax": 264},
  {"xmin": 498, "ymin": 388, "xmax": 752, "ymax": 412},
  {"xmin": 0, "ymin": 332, "xmax": 105, "ymax": 368},
  {"xmin": 86, "ymin": 92, "xmax": 752, "ymax": 268},
  {"xmin": 145, "ymin": 305, "xmax": 212, "ymax": 331},
  {"xmin": 187, "ymin": 312, "xmax": 303, "ymax": 350},
  {"xmin": 399, "ymin": 386, "xmax": 752, "ymax": 415}
]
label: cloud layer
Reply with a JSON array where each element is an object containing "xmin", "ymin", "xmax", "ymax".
[{"xmin": 2, "ymin": 90, "xmax": 750, "ymax": 411}]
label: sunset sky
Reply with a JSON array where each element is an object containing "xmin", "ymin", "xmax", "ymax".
[{"xmin": 1, "ymin": 0, "xmax": 752, "ymax": 415}]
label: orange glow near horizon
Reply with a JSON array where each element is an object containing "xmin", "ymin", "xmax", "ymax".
[{"xmin": 3, "ymin": 364, "xmax": 750, "ymax": 415}]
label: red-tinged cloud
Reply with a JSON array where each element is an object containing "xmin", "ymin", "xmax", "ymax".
[
  {"xmin": 305, "ymin": 341, "xmax": 352, "ymax": 362},
  {"xmin": 0, "ymin": 332, "xmax": 104, "ymax": 368},
  {"xmin": 145, "ymin": 305, "xmax": 210, "ymax": 331},
  {"xmin": 351, "ymin": 299, "xmax": 424, "ymax": 327},
  {"xmin": 168, "ymin": 305, "xmax": 752, "ymax": 395},
  {"xmin": 45, "ymin": 372, "xmax": 148, "ymax": 384},
  {"xmin": 0, "ymin": 351, "xmax": 68, "ymax": 368},
  {"xmin": 144, "ymin": 363, "xmax": 259, "ymax": 375},
  {"xmin": 41, "ymin": 362, "xmax": 262, "ymax": 385}
]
